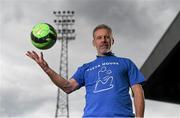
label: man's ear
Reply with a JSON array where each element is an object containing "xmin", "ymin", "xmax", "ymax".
[
  {"xmin": 112, "ymin": 38, "xmax": 114, "ymax": 45},
  {"xmin": 92, "ymin": 39, "xmax": 96, "ymax": 47}
]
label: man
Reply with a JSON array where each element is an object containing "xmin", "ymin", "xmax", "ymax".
[{"xmin": 26, "ymin": 24, "xmax": 145, "ymax": 117}]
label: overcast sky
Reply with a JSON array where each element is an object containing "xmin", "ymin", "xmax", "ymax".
[{"xmin": 0, "ymin": 0, "xmax": 180, "ymax": 117}]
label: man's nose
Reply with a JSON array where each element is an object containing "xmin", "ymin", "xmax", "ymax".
[{"xmin": 101, "ymin": 37, "xmax": 108, "ymax": 42}]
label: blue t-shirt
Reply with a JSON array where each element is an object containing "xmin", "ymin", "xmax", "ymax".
[{"xmin": 72, "ymin": 55, "xmax": 144, "ymax": 117}]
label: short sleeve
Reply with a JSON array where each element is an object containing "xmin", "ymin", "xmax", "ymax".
[
  {"xmin": 71, "ymin": 65, "xmax": 85, "ymax": 88},
  {"xmin": 126, "ymin": 59, "xmax": 145, "ymax": 86}
]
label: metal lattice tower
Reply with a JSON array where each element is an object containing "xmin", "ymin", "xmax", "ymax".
[{"xmin": 53, "ymin": 11, "xmax": 75, "ymax": 118}]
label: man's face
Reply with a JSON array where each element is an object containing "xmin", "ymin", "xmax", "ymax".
[{"xmin": 93, "ymin": 28, "xmax": 114, "ymax": 56}]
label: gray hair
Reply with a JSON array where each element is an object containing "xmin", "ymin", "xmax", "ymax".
[{"xmin": 93, "ymin": 24, "xmax": 112, "ymax": 38}]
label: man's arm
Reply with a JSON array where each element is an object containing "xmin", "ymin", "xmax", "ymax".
[
  {"xmin": 131, "ymin": 84, "xmax": 145, "ymax": 118},
  {"xmin": 26, "ymin": 51, "xmax": 79, "ymax": 94}
]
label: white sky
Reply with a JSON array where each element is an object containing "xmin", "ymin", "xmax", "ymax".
[{"xmin": 0, "ymin": 0, "xmax": 180, "ymax": 117}]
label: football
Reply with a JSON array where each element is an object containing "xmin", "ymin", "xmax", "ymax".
[{"xmin": 30, "ymin": 23, "xmax": 57, "ymax": 50}]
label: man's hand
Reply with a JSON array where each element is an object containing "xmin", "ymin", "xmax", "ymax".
[
  {"xmin": 26, "ymin": 51, "xmax": 49, "ymax": 72},
  {"xmin": 26, "ymin": 50, "xmax": 79, "ymax": 94}
]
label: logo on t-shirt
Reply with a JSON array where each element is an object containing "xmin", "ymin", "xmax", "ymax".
[{"xmin": 93, "ymin": 66, "xmax": 114, "ymax": 93}]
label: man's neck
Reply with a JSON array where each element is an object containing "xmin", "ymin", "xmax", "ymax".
[{"xmin": 97, "ymin": 51, "xmax": 114, "ymax": 57}]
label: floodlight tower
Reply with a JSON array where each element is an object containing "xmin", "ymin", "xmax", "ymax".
[{"xmin": 53, "ymin": 10, "xmax": 75, "ymax": 118}]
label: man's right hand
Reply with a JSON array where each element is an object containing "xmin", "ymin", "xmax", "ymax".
[
  {"xmin": 26, "ymin": 51, "xmax": 49, "ymax": 72},
  {"xmin": 26, "ymin": 51, "xmax": 79, "ymax": 94}
]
